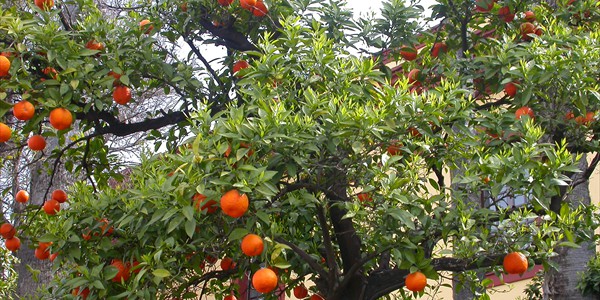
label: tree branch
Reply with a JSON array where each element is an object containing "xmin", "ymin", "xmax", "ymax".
[{"xmin": 274, "ymin": 237, "xmax": 329, "ymax": 281}]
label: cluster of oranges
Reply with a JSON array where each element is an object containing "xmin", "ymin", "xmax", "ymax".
[
  {"xmin": 216, "ymin": 0, "xmax": 269, "ymax": 17},
  {"xmin": 0, "ymin": 188, "xmax": 66, "ymax": 255}
]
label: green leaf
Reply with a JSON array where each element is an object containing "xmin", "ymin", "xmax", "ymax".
[
  {"xmin": 182, "ymin": 206, "xmax": 194, "ymax": 221},
  {"xmin": 184, "ymin": 219, "xmax": 195, "ymax": 239},
  {"xmin": 152, "ymin": 269, "xmax": 171, "ymax": 278},
  {"xmin": 228, "ymin": 228, "xmax": 249, "ymax": 240}
]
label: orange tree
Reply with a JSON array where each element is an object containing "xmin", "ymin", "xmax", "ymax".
[{"xmin": 1, "ymin": 0, "xmax": 600, "ymax": 299}]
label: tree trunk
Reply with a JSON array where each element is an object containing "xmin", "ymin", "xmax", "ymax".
[
  {"xmin": 543, "ymin": 154, "xmax": 596, "ymax": 300},
  {"xmin": 13, "ymin": 137, "xmax": 66, "ymax": 298}
]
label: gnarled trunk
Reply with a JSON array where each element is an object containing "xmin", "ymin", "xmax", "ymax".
[{"xmin": 543, "ymin": 154, "xmax": 596, "ymax": 300}]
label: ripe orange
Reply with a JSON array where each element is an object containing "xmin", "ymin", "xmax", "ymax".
[
  {"xmin": 193, "ymin": 193, "xmax": 218, "ymax": 214},
  {"xmin": 13, "ymin": 100, "xmax": 35, "ymax": 121},
  {"xmin": 252, "ymin": 1, "xmax": 268, "ymax": 17},
  {"xmin": 42, "ymin": 67, "xmax": 58, "ymax": 79},
  {"xmin": 205, "ymin": 254, "xmax": 218, "ymax": 264},
  {"xmin": 220, "ymin": 189, "xmax": 249, "ymax": 218},
  {"xmin": 386, "ymin": 142, "xmax": 402, "ymax": 156},
  {"xmin": 180, "ymin": 2, "xmax": 188, "ymax": 11},
  {"xmin": 5, "ymin": 237, "xmax": 20, "ymax": 252},
  {"xmin": 310, "ymin": 294, "xmax": 324, "ymax": 300},
  {"xmin": 515, "ymin": 106, "xmax": 534, "ymax": 120},
  {"xmin": 35, "ymin": 246, "xmax": 50, "ymax": 260},
  {"xmin": 498, "ymin": 6, "xmax": 514, "ymax": 22},
  {"xmin": 28, "ymin": 135, "xmax": 46, "ymax": 151},
  {"xmin": 113, "ymin": 86, "xmax": 132, "ymax": 105},
  {"xmin": 49, "ymin": 252, "xmax": 59, "ymax": 262},
  {"xmin": 98, "ymin": 218, "xmax": 114, "ymax": 235},
  {"xmin": 0, "ymin": 223, "xmax": 16, "ymax": 239},
  {"xmin": 85, "ymin": 40, "xmax": 105, "ymax": 51},
  {"xmin": 408, "ymin": 126, "xmax": 421, "ymax": 137},
  {"xmin": 218, "ymin": 0, "xmax": 235, "ymax": 6},
  {"xmin": 575, "ymin": 111, "xmax": 596, "ymax": 125},
  {"xmin": 139, "ymin": 19, "xmax": 154, "ymax": 34},
  {"xmin": 293, "ymin": 284, "xmax": 309, "ymax": 298},
  {"xmin": 503, "ymin": 252, "xmax": 528, "ymax": 274},
  {"xmin": 240, "ymin": 0, "xmax": 257, "ymax": 10},
  {"xmin": 52, "ymin": 189, "xmax": 68, "ymax": 203},
  {"xmin": 49, "ymin": 108, "xmax": 73, "ymax": 130},
  {"xmin": 400, "ymin": 46, "xmax": 417, "ymax": 61},
  {"xmin": 220, "ymin": 257, "xmax": 236, "ymax": 270},
  {"xmin": 0, "ymin": 122, "xmax": 11, "ymax": 143},
  {"xmin": 0, "ymin": 55, "xmax": 10, "ymax": 76},
  {"xmin": 357, "ymin": 192, "xmax": 372, "ymax": 203},
  {"xmin": 224, "ymin": 294, "xmax": 237, "ymax": 300},
  {"xmin": 15, "ymin": 190, "xmax": 29, "ymax": 203},
  {"xmin": 520, "ymin": 22, "xmax": 536, "ymax": 40},
  {"xmin": 474, "ymin": 0, "xmax": 494, "ymax": 12},
  {"xmin": 111, "ymin": 259, "xmax": 131, "ymax": 282},
  {"xmin": 504, "ymin": 82, "xmax": 517, "ymax": 97},
  {"xmin": 241, "ymin": 233, "xmax": 264, "ymax": 256},
  {"xmin": 252, "ymin": 268, "xmax": 278, "ymax": 293},
  {"xmin": 232, "ymin": 60, "xmax": 249, "ymax": 77},
  {"xmin": 405, "ymin": 271, "xmax": 427, "ymax": 292},
  {"xmin": 524, "ymin": 11, "xmax": 536, "ymax": 22},
  {"xmin": 431, "ymin": 42, "xmax": 447, "ymax": 58},
  {"xmin": 34, "ymin": 0, "xmax": 54, "ymax": 10},
  {"xmin": 72, "ymin": 287, "xmax": 90, "ymax": 300},
  {"xmin": 407, "ymin": 68, "xmax": 420, "ymax": 84},
  {"xmin": 43, "ymin": 199, "xmax": 60, "ymax": 215}
]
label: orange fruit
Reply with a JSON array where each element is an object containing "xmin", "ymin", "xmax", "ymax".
[
  {"xmin": 520, "ymin": 22, "xmax": 536, "ymax": 40},
  {"xmin": 0, "ymin": 223, "xmax": 16, "ymax": 239},
  {"xmin": 524, "ymin": 11, "xmax": 536, "ymax": 22},
  {"xmin": 515, "ymin": 106, "xmax": 534, "ymax": 120},
  {"xmin": 400, "ymin": 46, "xmax": 417, "ymax": 61},
  {"xmin": 43, "ymin": 199, "xmax": 60, "ymax": 215},
  {"xmin": 504, "ymin": 82, "xmax": 517, "ymax": 97},
  {"xmin": 0, "ymin": 122, "xmax": 11, "ymax": 143},
  {"xmin": 503, "ymin": 252, "xmax": 528, "ymax": 274},
  {"xmin": 85, "ymin": 40, "xmax": 104, "ymax": 51},
  {"xmin": 252, "ymin": 268, "xmax": 278, "ymax": 293},
  {"xmin": 408, "ymin": 126, "xmax": 421, "ymax": 137},
  {"xmin": 431, "ymin": 42, "xmax": 447, "ymax": 58},
  {"xmin": 357, "ymin": 192, "xmax": 372, "ymax": 203},
  {"xmin": 193, "ymin": 193, "xmax": 218, "ymax": 214},
  {"xmin": 386, "ymin": 142, "xmax": 402, "ymax": 156},
  {"xmin": 5, "ymin": 237, "xmax": 20, "ymax": 252},
  {"xmin": 180, "ymin": 2, "xmax": 188, "ymax": 11},
  {"xmin": 111, "ymin": 259, "xmax": 131, "ymax": 282},
  {"xmin": 405, "ymin": 271, "xmax": 427, "ymax": 292},
  {"xmin": 42, "ymin": 67, "xmax": 58, "ymax": 79},
  {"xmin": 15, "ymin": 190, "xmax": 29, "ymax": 203},
  {"xmin": 28, "ymin": 135, "xmax": 46, "ymax": 151},
  {"xmin": 98, "ymin": 218, "xmax": 114, "ymax": 235},
  {"xmin": 205, "ymin": 254, "xmax": 218, "ymax": 264},
  {"xmin": 34, "ymin": 0, "xmax": 54, "ymax": 10},
  {"xmin": 13, "ymin": 100, "xmax": 35, "ymax": 121},
  {"xmin": 52, "ymin": 189, "xmax": 68, "ymax": 203},
  {"xmin": 220, "ymin": 189, "xmax": 249, "ymax": 218},
  {"xmin": 218, "ymin": 0, "xmax": 235, "ymax": 6},
  {"xmin": 241, "ymin": 233, "xmax": 264, "ymax": 256},
  {"xmin": 252, "ymin": 1, "xmax": 268, "ymax": 17},
  {"xmin": 293, "ymin": 284, "xmax": 309, "ymax": 298},
  {"xmin": 113, "ymin": 86, "xmax": 132, "ymax": 105},
  {"xmin": 232, "ymin": 60, "xmax": 249, "ymax": 77},
  {"xmin": 309, "ymin": 294, "xmax": 324, "ymax": 300},
  {"xmin": 220, "ymin": 257, "xmax": 236, "ymax": 270},
  {"xmin": 240, "ymin": 0, "xmax": 257, "ymax": 10},
  {"xmin": 35, "ymin": 246, "xmax": 50, "ymax": 260},
  {"xmin": 498, "ymin": 6, "xmax": 514, "ymax": 22},
  {"xmin": 0, "ymin": 55, "xmax": 10, "ymax": 76},
  {"xmin": 49, "ymin": 252, "xmax": 59, "ymax": 262},
  {"xmin": 139, "ymin": 19, "xmax": 154, "ymax": 34},
  {"xmin": 72, "ymin": 287, "xmax": 90, "ymax": 300},
  {"xmin": 49, "ymin": 108, "xmax": 73, "ymax": 130},
  {"xmin": 224, "ymin": 294, "xmax": 237, "ymax": 300},
  {"xmin": 407, "ymin": 68, "xmax": 420, "ymax": 84}
]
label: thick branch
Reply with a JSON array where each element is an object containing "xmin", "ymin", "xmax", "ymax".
[
  {"xmin": 274, "ymin": 237, "xmax": 329, "ymax": 280},
  {"xmin": 316, "ymin": 204, "xmax": 339, "ymax": 292},
  {"xmin": 197, "ymin": 18, "xmax": 257, "ymax": 52}
]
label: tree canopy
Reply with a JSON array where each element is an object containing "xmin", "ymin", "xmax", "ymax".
[{"xmin": 1, "ymin": 0, "xmax": 600, "ymax": 299}]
